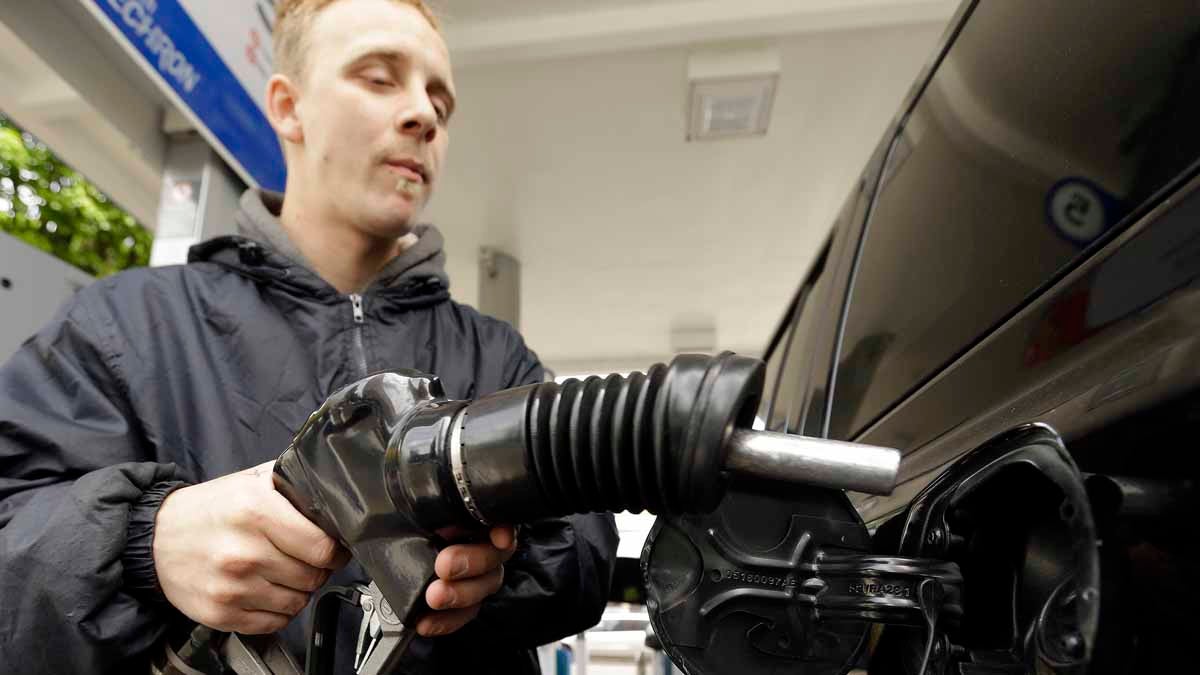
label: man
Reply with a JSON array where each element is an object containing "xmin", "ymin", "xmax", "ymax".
[{"xmin": 0, "ymin": 0, "xmax": 618, "ymax": 672}]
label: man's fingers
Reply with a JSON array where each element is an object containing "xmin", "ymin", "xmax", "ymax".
[
  {"xmin": 258, "ymin": 545, "xmax": 331, "ymax": 592},
  {"xmin": 230, "ymin": 609, "xmax": 294, "ymax": 636},
  {"xmin": 262, "ymin": 490, "xmax": 349, "ymax": 570},
  {"xmin": 434, "ymin": 541, "xmax": 505, "ymax": 581},
  {"xmin": 426, "ymin": 568, "xmax": 504, "ymax": 610},
  {"xmin": 415, "ymin": 605, "xmax": 481, "ymax": 637},
  {"xmin": 489, "ymin": 525, "xmax": 517, "ymax": 553},
  {"xmin": 240, "ymin": 580, "xmax": 313, "ymax": 617}
]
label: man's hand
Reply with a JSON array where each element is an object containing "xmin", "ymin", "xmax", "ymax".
[
  {"xmin": 419, "ymin": 526, "xmax": 517, "ymax": 637},
  {"xmin": 153, "ymin": 460, "xmax": 351, "ymax": 634}
]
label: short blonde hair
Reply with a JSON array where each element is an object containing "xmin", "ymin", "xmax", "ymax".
[{"xmin": 274, "ymin": 0, "xmax": 441, "ymax": 80}]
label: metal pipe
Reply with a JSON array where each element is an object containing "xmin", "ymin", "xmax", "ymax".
[{"xmin": 725, "ymin": 430, "xmax": 901, "ymax": 496}]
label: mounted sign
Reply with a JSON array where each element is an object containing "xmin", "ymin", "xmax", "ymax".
[{"xmin": 81, "ymin": 0, "xmax": 285, "ymax": 191}]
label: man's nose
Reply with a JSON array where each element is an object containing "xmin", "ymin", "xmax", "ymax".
[{"xmin": 399, "ymin": 97, "xmax": 438, "ymax": 143}]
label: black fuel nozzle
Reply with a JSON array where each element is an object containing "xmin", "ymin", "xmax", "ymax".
[{"xmin": 272, "ymin": 352, "xmax": 900, "ymax": 671}]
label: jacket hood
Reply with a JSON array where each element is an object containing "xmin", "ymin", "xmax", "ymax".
[{"xmin": 188, "ymin": 189, "xmax": 451, "ymax": 302}]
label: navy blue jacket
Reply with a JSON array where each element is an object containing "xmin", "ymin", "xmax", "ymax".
[{"xmin": 0, "ymin": 229, "xmax": 617, "ymax": 674}]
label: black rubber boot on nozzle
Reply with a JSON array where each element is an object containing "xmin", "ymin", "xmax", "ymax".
[{"xmin": 445, "ymin": 351, "xmax": 765, "ymax": 524}]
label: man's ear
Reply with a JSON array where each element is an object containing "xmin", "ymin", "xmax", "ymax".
[{"xmin": 266, "ymin": 74, "xmax": 304, "ymax": 145}]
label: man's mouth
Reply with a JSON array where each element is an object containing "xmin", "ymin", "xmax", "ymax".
[{"xmin": 385, "ymin": 158, "xmax": 427, "ymax": 184}]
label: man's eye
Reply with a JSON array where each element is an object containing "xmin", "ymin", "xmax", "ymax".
[
  {"xmin": 364, "ymin": 74, "xmax": 393, "ymax": 87},
  {"xmin": 433, "ymin": 100, "xmax": 452, "ymax": 123}
]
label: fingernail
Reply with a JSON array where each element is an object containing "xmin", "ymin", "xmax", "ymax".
[
  {"xmin": 440, "ymin": 586, "xmax": 458, "ymax": 608},
  {"xmin": 453, "ymin": 557, "xmax": 469, "ymax": 579}
]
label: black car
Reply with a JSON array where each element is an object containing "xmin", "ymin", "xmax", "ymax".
[{"xmin": 738, "ymin": 1, "xmax": 1199, "ymax": 673}]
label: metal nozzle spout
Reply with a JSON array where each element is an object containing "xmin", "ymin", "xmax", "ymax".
[{"xmin": 724, "ymin": 430, "xmax": 901, "ymax": 496}]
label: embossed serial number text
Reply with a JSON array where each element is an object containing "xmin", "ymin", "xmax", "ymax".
[
  {"xmin": 848, "ymin": 582, "xmax": 910, "ymax": 598},
  {"xmin": 717, "ymin": 570, "xmax": 796, "ymax": 587}
]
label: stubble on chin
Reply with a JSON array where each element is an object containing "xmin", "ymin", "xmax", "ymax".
[{"xmin": 356, "ymin": 194, "xmax": 424, "ymax": 240}]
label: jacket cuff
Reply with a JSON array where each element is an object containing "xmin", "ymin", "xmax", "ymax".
[{"xmin": 122, "ymin": 480, "xmax": 188, "ymax": 603}]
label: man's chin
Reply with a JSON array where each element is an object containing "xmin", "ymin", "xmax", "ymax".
[
  {"xmin": 391, "ymin": 188, "xmax": 426, "ymax": 217},
  {"xmin": 360, "ymin": 205, "xmax": 421, "ymax": 240}
]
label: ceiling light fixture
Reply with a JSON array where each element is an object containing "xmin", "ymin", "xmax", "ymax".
[{"xmin": 687, "ymin": 46, "xmax": 781, "ymax": 141}]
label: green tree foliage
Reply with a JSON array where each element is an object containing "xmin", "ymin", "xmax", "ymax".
[{"xmin": 0, "ymin": 112, "xmax": 151, "ymax": 277}]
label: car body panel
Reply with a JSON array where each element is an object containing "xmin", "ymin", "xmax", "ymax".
[
  {"xmin": 755, "ymin": 4, "xmax": 1200, "ymax": 669},
  {"xmin": 830, "ymin": 0, "xmax": 1200, "ymax": 442}
]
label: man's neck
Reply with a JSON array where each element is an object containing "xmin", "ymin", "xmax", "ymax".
[{"xmin": 279, "ymin": 197, "xmax": 414, "ymax": 294}]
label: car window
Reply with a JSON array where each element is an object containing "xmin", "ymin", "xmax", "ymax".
[
  {"xmin": 830, "ymin": 0, "xmax": 1200, "ymax": 439},
  {"xmin": 767, "ymin": 242, "xmax": 830, "ymax": 433},
  {"xmin": 755, "ymin": 295, "xmax": 797, "ymax": 430}
]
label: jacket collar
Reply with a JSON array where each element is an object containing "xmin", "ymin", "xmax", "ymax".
[{"xmin": 189, "ymin": 189, "xmax": 452, "ymax": 305}]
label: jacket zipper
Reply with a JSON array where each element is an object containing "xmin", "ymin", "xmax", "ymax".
[{"xmin": 349, "ymin": 293, "xmax": 369, "ymax": 377}]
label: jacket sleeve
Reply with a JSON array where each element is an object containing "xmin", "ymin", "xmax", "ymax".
[
  {"xmin": 0, "ymin": 291, "xmax": 186, "ymax": 674},
  {"xmin": 459, "ymin": 328, "xmax": 620, "ymax": 648},
  {"xmin": 464, "ymin": 513, "xmax": 618, "ymax": 648}
]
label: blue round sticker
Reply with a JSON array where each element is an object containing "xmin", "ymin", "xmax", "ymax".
[{"xmin": 1045, "ymin": 178, "xmax": 1120, "ymax": 246}]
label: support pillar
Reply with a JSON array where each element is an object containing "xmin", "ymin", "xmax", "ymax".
[{"xmin": 150, "ymin": 133, "xmax": 244, "ymax": 266}]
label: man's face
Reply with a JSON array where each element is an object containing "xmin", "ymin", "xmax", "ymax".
[{"xmin": 290, "ymin": 0, "xmax": 454, "ymax": 237}]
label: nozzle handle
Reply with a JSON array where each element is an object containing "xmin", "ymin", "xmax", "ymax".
[{"xmin": 725, "ymin": 430, "xmax": 901, "ymax": 496}]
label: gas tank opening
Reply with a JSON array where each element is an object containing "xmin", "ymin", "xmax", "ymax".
[{"xmin": 872, "ymin": 425, "xmax": 1099, "ymax": 675}]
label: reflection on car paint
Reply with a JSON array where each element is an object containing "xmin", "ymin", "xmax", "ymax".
[{"xmin": 830, "ymin": 1, "xmax": 1200, "ymax": 439}]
